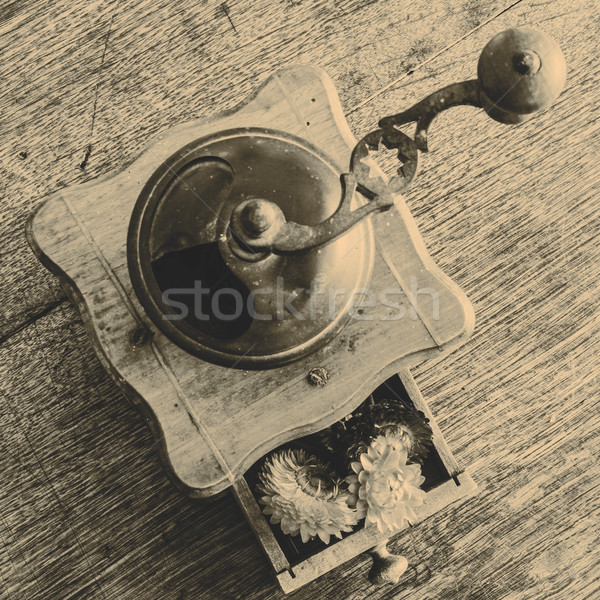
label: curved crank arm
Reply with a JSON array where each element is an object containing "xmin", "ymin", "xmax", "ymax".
[
  {"xmin": 271, "ymin": 178, "xmax": 393, "ymax": 254},
  {"xmin": 231, "ymin": 174, "xmax": 393, "ymax": 254},
  {"xmin": 378, "ymin": 80, "xmax": 480, "ymax": 152}
]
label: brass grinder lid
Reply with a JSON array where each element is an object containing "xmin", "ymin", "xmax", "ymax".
[{"xmin": 128, "ymin": 128, "xmax": 374, "ymax": 368}]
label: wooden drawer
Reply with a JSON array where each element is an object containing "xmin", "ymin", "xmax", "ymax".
[{"xmin": 232, "ymin": 370, "xmax": 477, "ymax": 593}]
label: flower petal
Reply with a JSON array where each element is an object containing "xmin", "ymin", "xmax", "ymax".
[
  {"xmin": 360, "ymin": 453, "xmax": 373, "ymax": 470},
  {"xmin": 257, "ymin": 447, "xmax": 360, "ymax": 544},
  {"xmin": 317, "ymin": 530, "xmax": 331, "ymax": 544}
]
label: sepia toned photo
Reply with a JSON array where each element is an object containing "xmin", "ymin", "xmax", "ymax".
[{"xmin": 1, "ymin": 1, "xmax": 597, "ymax": 599}]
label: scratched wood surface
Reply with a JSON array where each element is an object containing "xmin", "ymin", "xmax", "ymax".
[{"xmin": 1, "ymin": 0, "xmax": 599, "ymax": 599}]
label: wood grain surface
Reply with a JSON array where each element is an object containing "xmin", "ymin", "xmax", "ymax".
[{"xmin": 1, "ymin": 0, "xmax": 599, "ymax": 599}]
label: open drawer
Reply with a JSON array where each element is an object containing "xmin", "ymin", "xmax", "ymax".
[{"xmin": 232, "ymin": 370, "xmax": 477, "ymax": 593}]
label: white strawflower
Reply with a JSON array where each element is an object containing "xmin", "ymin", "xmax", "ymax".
[
  {"xmin": 257, "ymin": 448, "xmax": 358, "ymax": 544},
  {"xmin": 346, "ymin": 435, "xmax": 426, "ymax": 533}
]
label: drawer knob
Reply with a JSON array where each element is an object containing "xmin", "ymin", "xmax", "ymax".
[{"xmin": 366, "ymin": 541, "xmax": 408, "ymax": 585}]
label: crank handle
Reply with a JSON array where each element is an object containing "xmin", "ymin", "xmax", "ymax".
[{"xmin": 379, "ymin": 27, "xmax": 567, "ymax": 151}]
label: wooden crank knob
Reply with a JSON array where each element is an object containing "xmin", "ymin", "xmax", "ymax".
[{"xmin": 477, "ymin": 27, "xmax": 567, "ymax": 124}]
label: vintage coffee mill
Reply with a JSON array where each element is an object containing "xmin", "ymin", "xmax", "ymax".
[{"xmin": 28, "ymin": 28, "xmax": 565, "ymax": 592}]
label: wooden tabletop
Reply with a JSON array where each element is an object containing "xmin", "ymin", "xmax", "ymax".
[{"xmin": 1, "ymin": 1, "xmax": 598, "ymax": 599}]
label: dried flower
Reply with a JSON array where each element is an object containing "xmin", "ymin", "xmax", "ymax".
[
  {"xmin": 324, "ymin": 396, "xmax": 434, "ymax": 469},
  {"xmin": 257, "ymin": 448, "xmax": 358, "ymax": 544},
  {"xmin": 346, "ymin": 435, "xmax": 426, "ymax": 534}
]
